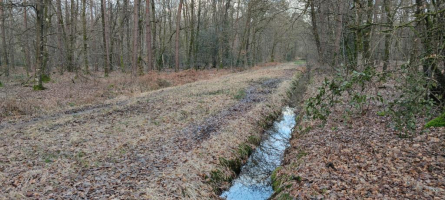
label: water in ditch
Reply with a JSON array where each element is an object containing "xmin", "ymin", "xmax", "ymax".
[{"xmin": 220, "ymin": 106, "xmax": 297, "ymax": 200}]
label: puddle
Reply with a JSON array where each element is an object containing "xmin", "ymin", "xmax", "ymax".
[{"xmin": 221, "ymin": 107, "xmax": 296, "ymax": 200}]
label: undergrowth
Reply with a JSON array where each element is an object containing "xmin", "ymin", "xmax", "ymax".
[{"xmin": 304, "ymin": 64, "xmax": 437, "ymax": 135}]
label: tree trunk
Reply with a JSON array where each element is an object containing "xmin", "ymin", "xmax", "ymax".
[
  {"xmin": 69, "ymin": 0, "xmax": 76, "ymax": 73},
  {"xmin": 237, "ymin": 0, "xmax": 252, "ymax": 67},
  {"xmin": 222, "ymin": 0, "xmax": 231, "ymax": 65},
  {"xmin": 7, "ymin": 5, "xmax": 15, "ymax": 72},
  {"xmin": 137, "ymin": 3, "xmax": 143, "ymax": 75},
  {"xmin": 109, "ymin": 1, "xmax": 114, "ymax": 71},
  {"xmin": 101, "ymin": 0, "xmax": 110, "ymax": 76},
  {"xmin": 334, "ymin": 0, "xmax": 343, "ymax": 66},
  {"xmin": 363, "ymin": 0, "xmax": 373, "ymax": 65},
  {"xmin": 211, "ymin": 0, "xmax": 218, "ymax": 68},
  {"xmin": 193, "ymin": 0, "xmax": 201, "ymax": 70},
  {"xmin": 175, "ymin": 0, "xmax": 184, "ymax": 72},
  {"xmin": 151, "ymin": 0, "xmax": 157, "ymax": 70},
  {"xmin": 187, "ymin": 0, "xmax": 195, "ymax": 69},
  {"xmin": 146, "ymin": 0, "xmax": 153, "ymax": 71},
  {"xmin": 0, "ymin": 0, "xmax": 9, "ymax": 77},
  {"xmin": 43, "ymin": 0, "xmax": 50, "ymax": 75},
  {"xmin": 309, "ymin": 0, "xmax": 323, "ymax": 65},
  {"xmin": 35, "ymin": 0, "xmax": 45, "ymax": 89},
  {"xmin": 23, "ymin": 0, "xmax": 31, "ymax": 76},
  {"xmin": 355, "ymin": 0, "xmax": 364, "ymax": 67},
  {"xmin": 231, "ymin": 0, "xmax": 241, "ymax": 69},
  {"xmin": 132, "ymin": 0, "xmax": 139, "ymax": 76},
  {"xmin": 383, "ymin": 0, "xmax": 391, "ymax": 71},
  {"xmin": 90, "ymin": 0, "xmax": 98, "ymax": 71},
  {"xmin": 82, "ymin": 0, "xmax": 89, "ymax": 74},
  {"xmin": 57, "ymin": 0, "xmax": 72, "ymax": 73},
  {"xmin": 118, "ymin": 0, "xmax": 124, "ymax": 72}
]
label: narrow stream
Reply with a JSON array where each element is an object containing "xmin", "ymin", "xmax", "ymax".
[{"xmin": 221, "ymin": 107, "xmax": 296, "ymax": 200}]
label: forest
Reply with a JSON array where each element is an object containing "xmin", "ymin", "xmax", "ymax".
[
  {"xmin": 0, "ymin": 0, "xmax": 444, "ymax": 199},
  {"xmin": 0, "ymin": 0, "xmax": 307, "ymax": 89}
]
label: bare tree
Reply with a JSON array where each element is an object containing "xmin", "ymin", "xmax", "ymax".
[
  {"xmin": 82, "ymin": 0, "xmax": 89, "ymax": 74},
  {"xmin": 35, "ymin": 0, "xmax": 45, "ymax": 90},
  {"xmin": 0, "ymin": 0, "xmax": 9, "ymax": 76},
  {"xmin": 23, "ymin": 0, "xmax": 31, "ymax": 76},
  {"xmin": 101, "ymin": 0, "xmax": 110, "ymax": 77},
  {"xmin": 383, "ymin": 0, "xmax": 392, "ymax": 71},
  {"xmin": 175, "ymin": 0, "xmax": 183, "ymax": 72},
  {"xmin": 132, "ymin": 0, "xmax": 139, "ymax": 76},
  {"xmin": 146, "ymin": 0, "xmax": 153, "ymax": 71}
]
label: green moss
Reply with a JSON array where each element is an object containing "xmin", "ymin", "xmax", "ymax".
[
  {"xmin": 0, "ymin": 81, "xmax": 3, "ymax": 87},
  {"xmin": 33, "ymin": 84, "xmax": 46, "ymax": 91},
  {"xmin": 271, "ymin": 167, "xmax": 282, "ymax": 191},
  {"xmin": 41, "ymin": 74, "xmax": 51, "ymax": 83},
  {"xmin": 425, "ymin": 112, "xmax": 445, "ymax": 128}
]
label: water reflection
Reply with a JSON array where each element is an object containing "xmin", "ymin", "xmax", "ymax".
[{"xmin": 221, "ymin": 107, "xmax": 296, "ymax": 200}]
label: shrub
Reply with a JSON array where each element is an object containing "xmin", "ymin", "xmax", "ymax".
[{"xmin": 305, "ymin": 65, "xmax": 435, "ymax": 134}]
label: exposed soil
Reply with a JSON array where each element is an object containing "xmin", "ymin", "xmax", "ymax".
[{"xmin": 0, "ymin": 63, "xmax": 303, "ymax": 199}]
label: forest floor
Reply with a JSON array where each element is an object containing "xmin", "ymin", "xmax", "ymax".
[
  {"xmin": 272, "ymin": 69, "xmax": 445, "ymax": 199},
  {"xmin": 0, "ymin": 63, "xmax": 303, "ymax": 199}
]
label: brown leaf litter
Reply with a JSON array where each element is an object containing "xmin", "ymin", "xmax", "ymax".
[{"xmin": 273, "ymin": 72, "xmax": 445, "ymax": 199}]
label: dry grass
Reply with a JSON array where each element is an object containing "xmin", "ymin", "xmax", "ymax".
[
  {"xmin": 0, "ymin": 69, "xmax": 232, "ymax": 121},
  {"xmin": 0, "ymin": 63, "xmax": 302, "ymax": 199}
]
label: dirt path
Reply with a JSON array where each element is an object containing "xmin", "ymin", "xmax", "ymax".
[{"xmin": 0, "ymin": 63, "xmax": 303, "ymax": 199}]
